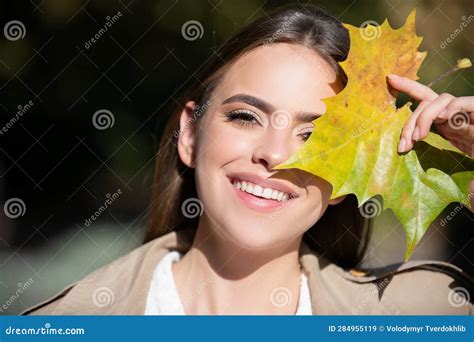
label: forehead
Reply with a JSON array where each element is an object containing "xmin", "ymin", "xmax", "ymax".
[{"xmin": 214, "ymin": 43, "xmax": 339, "ymax": 113}]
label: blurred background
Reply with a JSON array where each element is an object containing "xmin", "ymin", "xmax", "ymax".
[{"xmin": 0, "ymin": 0, "xmax": 473, "ymax": 314}]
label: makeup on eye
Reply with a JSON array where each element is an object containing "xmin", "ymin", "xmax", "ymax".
[
  {"xmin": 297, "ymin": 128, "xmax": 313, "ymax": 142},
  {"xmin": 223, "ymin": 109, "xmax": 263, "ymax": 127},
  {"xmin": 223, "ymin": 108, "xmax": 314, "ymax": 142},
  {"xmin": 219, "ymin": 93, "xmax": 321, "ymax": 142},
  {"xmin": 221, "ymin": 93, "xmax": 323, "ymax": 123}
]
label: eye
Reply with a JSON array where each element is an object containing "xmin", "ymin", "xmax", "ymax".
[
  {"xmin": 224, "ymin": 109, "xmax": 261, "ymax": 127},
  {"xmin": 297, "ymin": 130, "xmax": 313, "ymax": 142}
]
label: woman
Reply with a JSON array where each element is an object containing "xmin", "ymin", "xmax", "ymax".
[{"xmin": 23, "ymin": 4, "xmax": 473, "ymax": 315}]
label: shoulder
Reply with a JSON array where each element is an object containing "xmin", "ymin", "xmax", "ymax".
[
  {"xmin": 20, "ymin": 242, "xmax": 151, "ymax": 315},
  {"xmin": 21, "ymin": 229, "xmax": 192, "ymax": 315},
  {"xmin": 326, "ymin": 259, "xmax": 473, "ymax": 315}
]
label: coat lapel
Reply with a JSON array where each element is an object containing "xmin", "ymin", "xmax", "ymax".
[{"xmin": 32, "ymin": 228, "xmax": 329, "ymax": 315}]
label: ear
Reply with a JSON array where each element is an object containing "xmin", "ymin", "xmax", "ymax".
[
  {"xmin": 177, "ymin": 101, "xmax": 198, "ymax": 168},
  {"xmin": 328, "ymin": 194, "xmax": 347, "ymax": 206}
]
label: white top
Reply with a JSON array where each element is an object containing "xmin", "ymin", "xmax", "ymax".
[{"xmin": 144, "ymin": 250, "xmax": 313, "ymax": 315}]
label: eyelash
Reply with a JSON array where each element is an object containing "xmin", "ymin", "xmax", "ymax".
[
  {"xmin": 298, "ymin": 131, "xmax": 312, "ymax": 142},
  {"xmin": 224, "ymin": 110, "xmax": 260, "ymax": 127},
  {"xmin": 223, "ymin": 109, "xmax": 313, "ymax": 142}
]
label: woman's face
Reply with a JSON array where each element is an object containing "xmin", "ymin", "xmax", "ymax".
[{"xmin": 178, "ymin": 43, "xmax": 345, "ymax": 249}]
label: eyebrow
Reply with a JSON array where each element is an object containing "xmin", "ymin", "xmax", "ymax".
[{"xmin": 221, "ymin": 93, "xmax": 321, "ymax": 123}]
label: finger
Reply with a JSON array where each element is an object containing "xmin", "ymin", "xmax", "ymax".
[
  {"xmin": 443, "ymin": 96, "xmax": 474, "ymax": 118},
  {"xmin": 387, "ymin": 74, "xmax": 438, "ymax": 102},
  {"xmin": 398, "ymin": 100, "xmax": 430, "ymax": 152},
  {"xmin": 413, "ymin": 93, "xmax": 455, "ymax": 143}
]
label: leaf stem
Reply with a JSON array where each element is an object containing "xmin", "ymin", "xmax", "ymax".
[
  {"xmin": 426, "ymin": 58, "xmax": 472, "ymax": 88},
  {"xmin": 405, "ymin": 58, "xmax": 472, "ymax": 105}
]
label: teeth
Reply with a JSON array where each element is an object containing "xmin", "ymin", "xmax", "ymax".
[
  {"xmin": 253, "ymin": 185, "xmax": 263, "ymax": 197},
  {"xmin": 232, "ymin": 180, "xmax": 293, "ymax": 202},
  {"xmin": 246, "ymin": 183, "xmax": 253, "ymax": 193},
  {"xmin": 262, "ymin": 188, "xmax": 272, "ymax": 199},
  {"xmin": 277, "ymin": 192, "xmax": 283, "ymax": 201}
]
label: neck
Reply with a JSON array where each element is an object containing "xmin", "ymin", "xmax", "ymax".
[{"xmin": 172, "ymin": 216, "xmax": 304, "ymax": 315}]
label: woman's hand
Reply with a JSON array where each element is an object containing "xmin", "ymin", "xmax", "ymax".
[
  {"xmin": 387, "ymin": 74, "xmax": 474, "ymax": 212},
  {"xmin": 387, "ymin": 74, "xmax": 473, "ymax": 157}
]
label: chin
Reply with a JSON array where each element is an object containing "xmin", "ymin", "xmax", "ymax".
[{"xmin": 215, "ymin": 217, "xmax": 301, "ymax": 251}]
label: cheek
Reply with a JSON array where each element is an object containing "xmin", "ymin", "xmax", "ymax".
[
  {"xmin": 309, "ymin": 179, "xmax": 332, "ymax": 199},
  {"xmin": 300, "ymin": 179, "xmax": 332, "ymax": 221},
  {"xmin": 195, "ymin": 116, "xmax": 252, "ymax": 165}
]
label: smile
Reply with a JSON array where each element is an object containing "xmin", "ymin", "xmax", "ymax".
[
  {"xmin": 232, "ymin": 180, "xmax": 290, "ymax": 202},
  {"xmin": 227, "ymin": 175, "xmax": 298, "ymax": 213}
]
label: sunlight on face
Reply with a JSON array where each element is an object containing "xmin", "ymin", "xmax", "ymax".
[{"xmin": 189, "ymin": 43, "xmax": 343, "ymax": 249}]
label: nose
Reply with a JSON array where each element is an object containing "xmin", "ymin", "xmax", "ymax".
[{"xmin": 252, "ymin": 128, "xmax": 294, "ymax": 170}]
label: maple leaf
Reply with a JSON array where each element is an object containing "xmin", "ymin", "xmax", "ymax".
[{"xmin": 274, "ymin": 10, "xmax": 474, "ymax": 261}]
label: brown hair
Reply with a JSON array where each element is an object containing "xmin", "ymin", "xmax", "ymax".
[{"xmin": 144, "ymin": 4, "xmax": 372, "ymax": 269}]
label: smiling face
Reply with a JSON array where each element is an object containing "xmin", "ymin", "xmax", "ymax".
[{"xmin": 178, "ymin": 42, "xmax": 345, "ymax": 249}]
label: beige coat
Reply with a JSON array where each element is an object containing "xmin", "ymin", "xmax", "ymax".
[{"xmin": 21, "ymin": 227, "xmax": 473, "ymax": 315}]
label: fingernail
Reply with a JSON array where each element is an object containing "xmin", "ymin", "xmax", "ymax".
[
  {"xmin": 388, "ymin": 74, "xmax": 400, "ymax": 80},
  {"xmin": 437, "ymin": 109, "xmax": 447, "ymax": 118},
  {"xmin": 413, "ymin": 126, "xmax": 420, "ymax": 141},
  {"xmin": 398, "ymin": 137, "xmax": 406, "ymax": 152}
]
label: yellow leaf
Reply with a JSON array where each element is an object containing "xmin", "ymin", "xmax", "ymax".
[{"xmin": 274, "ymin": 9, "xmax": 474, "ymax": 261}]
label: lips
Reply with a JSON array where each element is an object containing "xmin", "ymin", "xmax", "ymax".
[
  {"xmin": 227, "ymin": 172, "xmax": 300, "ymax": 199},
  {"xmin": 226, "ymin": 172, "xmax": 299, "ymax": 213}
]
